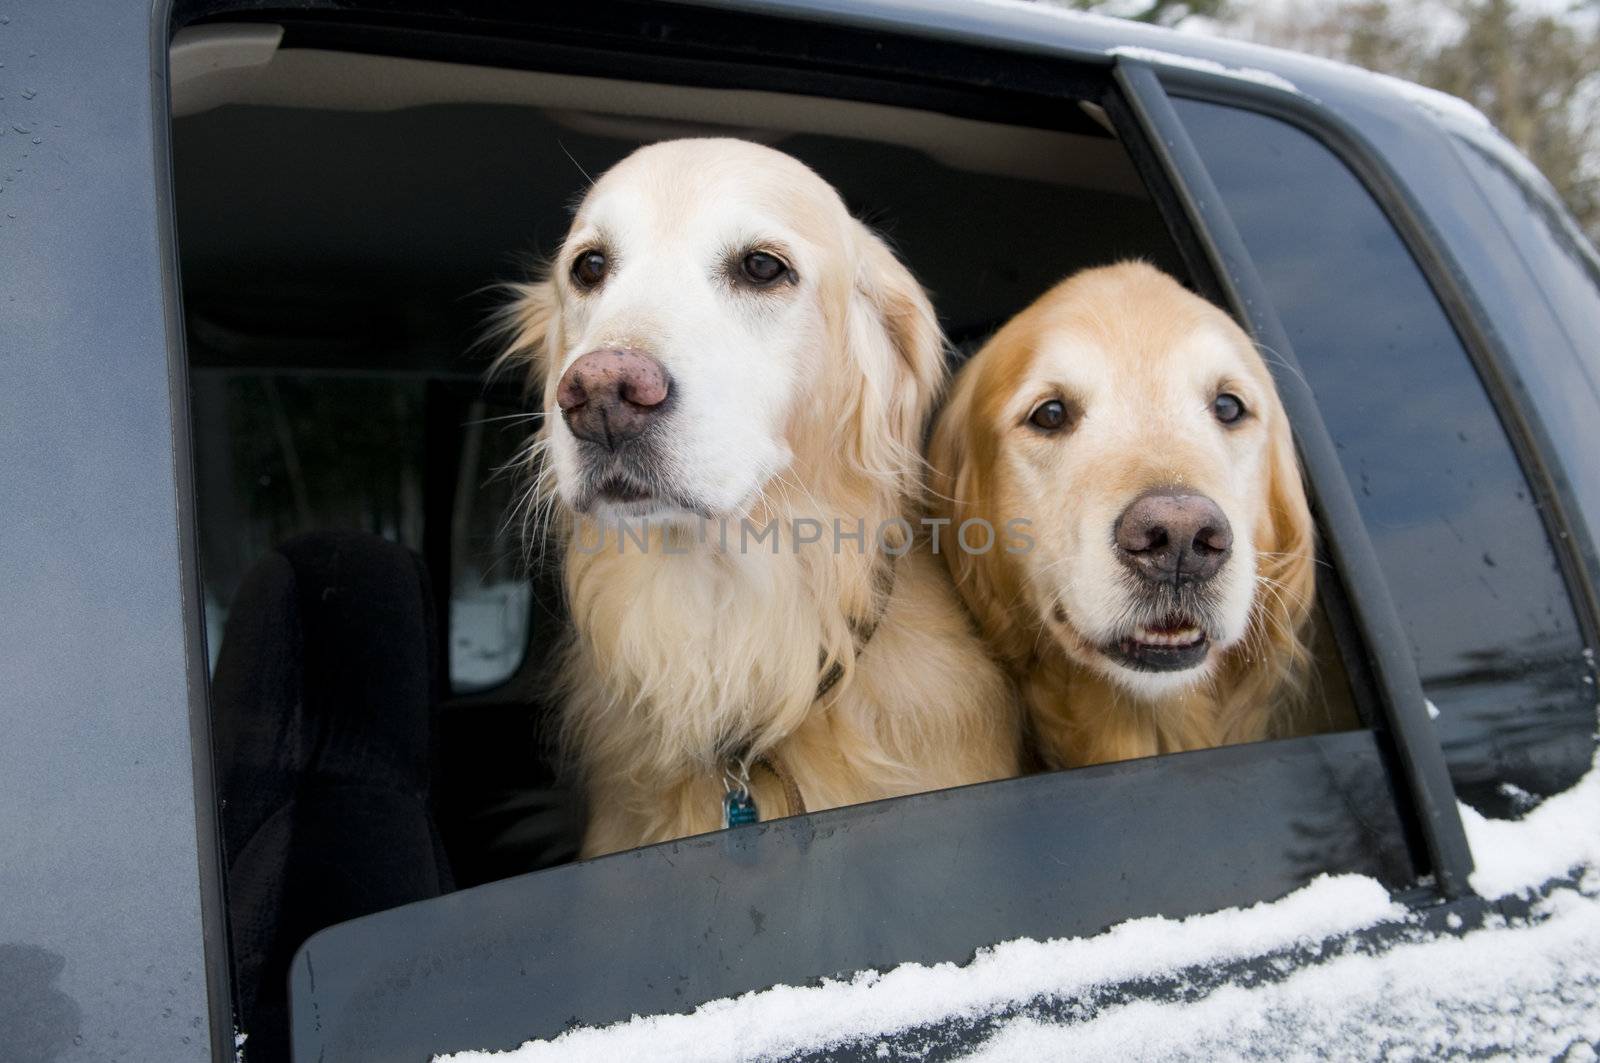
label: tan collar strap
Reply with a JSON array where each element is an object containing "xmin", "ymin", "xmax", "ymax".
[
  {"xmin": 753, "ymin": 754, "xmax": 807, "ymax": 818},
  {"xmin": 814, "ymin": 549, "xmax": 898, "ymax": 700}
]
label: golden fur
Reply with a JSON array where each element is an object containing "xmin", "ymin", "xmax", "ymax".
[
  {"xmin": 498, "ymin": 140, "xmax": 1020, "ymax": 856},
  {"xmin": 928, "ymin": 263, "xmax": 1315, "ymax": 769}
]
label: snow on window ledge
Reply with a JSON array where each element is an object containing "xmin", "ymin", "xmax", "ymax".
[{"xmin": 438, "ymin": 728, "xmax": 1600, "ymax": 1062}]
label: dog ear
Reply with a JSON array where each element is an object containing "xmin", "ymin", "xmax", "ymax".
[
  {"xmin": 1261, "ymin": 406, "xmax": 1316, "ymax": 662},
  {"xmin": 489, "ymin": 278, "xmax": 560, "ymax": 403},
  {"xmin": 1223, "ymin": 403, "xmax": 1316, "ymax": 741},
  {"xmin": 926, "ymin": 361, "xmax": 1030, "ymax": 665},
  {"xmin": 843, "ymin": 225, "xmax": 946, "ymax": 474}
]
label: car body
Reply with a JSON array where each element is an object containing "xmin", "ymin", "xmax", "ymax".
[{"xmin": 2, "ymin": 1, "xmax": 1598, "ymax": 1060}]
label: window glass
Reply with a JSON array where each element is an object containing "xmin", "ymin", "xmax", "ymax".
[
  {"xmin": 191, "ymin": 373, "xmax": 532, "ymax": 692},
  {"xmin": 449, "ymin": 401, "xmax": 534, "ymax": 692},
  {"xmin": 1175, "ymin": 98, "xmax": 1594, "ymax": 816},
  {"xmin": 193, "ymin": 373, "xmax": 427, "ymax": 672}
]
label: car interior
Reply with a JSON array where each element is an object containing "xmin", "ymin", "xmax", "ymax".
[{"xmin": 170, "ymin": 19, "xmax": 1365, "ymax": 1059}]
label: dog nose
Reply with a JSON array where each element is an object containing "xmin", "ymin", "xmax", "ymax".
[
  {"xmin": 556, "ymin": 349, "xmax": 672, "ymax": 448},
  {"xmin": 1114, "ymin": 491, "xmax": 1233, "ymax": 584}
]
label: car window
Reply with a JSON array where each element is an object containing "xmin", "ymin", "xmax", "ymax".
[
  {"xmin": 166, "ymin": 17, "xmax": 1448, "ymax": 1058},
  {"xmin": 1173, "ymin": 97, "xmax": 1595, "ymax": 817}
]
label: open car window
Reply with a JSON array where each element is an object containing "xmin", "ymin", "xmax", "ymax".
[{"xmin": 157, "ymin": 7, "xmax": 1559, "ymax": 1060}]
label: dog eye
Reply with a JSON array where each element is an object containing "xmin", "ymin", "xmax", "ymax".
[
  {"xmin": 1029, "ymin": 399, "xmax": 1070, "ymax": 432},
  {"xmin": 571, "ymin": 250, "xmax": 608, "ymax": 290},
  {"xmin": 1213, "ymin": 393, "xmax": 1247, "ymax": 425},
  {"xmin": 740, "ymin": 251, "xmax": 790, "ymax": 286}
]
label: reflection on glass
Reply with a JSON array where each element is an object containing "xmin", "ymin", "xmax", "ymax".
[
  {"xmin": 1175, "ymin": 98, "xmax": 1593, "ymax": 815},
  {"xmin": 449, "ymin": 401, "xmax": 534, "ymax": 692},
  {"xmin": 191, "ymin": 374, "xmax": 534, "ymax": 694}
]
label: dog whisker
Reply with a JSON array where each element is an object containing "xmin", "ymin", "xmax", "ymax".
[
  {"xmin": 557, "ymin": 139, "xmax": 595, "ymax": 187},
  {"xmin": 1252, "ymin": 340, "xmax": 1314, "ymax": 395}
]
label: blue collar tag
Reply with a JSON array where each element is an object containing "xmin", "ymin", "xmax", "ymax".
[{"xmin": 723, "ymin": 789, "xmax": 759, "ymax": 828}]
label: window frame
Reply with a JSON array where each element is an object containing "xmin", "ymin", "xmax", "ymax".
[{"xmin": 157, "ymin": 8, "xmax": 238, "ymax": 1062}]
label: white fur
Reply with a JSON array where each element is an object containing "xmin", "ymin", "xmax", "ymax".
[{"xmin": 544, "ymin": 165, "xmax": 829, "ymax": 520}]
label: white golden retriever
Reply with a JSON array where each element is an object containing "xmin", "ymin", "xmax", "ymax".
[
  {"xmin": 929, "ymin": 263, "xmax": 1315, "ymax": 769},
  {"xmin": 498, "ymin": 139, "xmax": 1019, "ymax": 857}
]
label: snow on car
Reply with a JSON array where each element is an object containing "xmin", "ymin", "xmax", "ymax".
[{"xmin": 441, "ymin": 739, "xmax": 1600, "ymax": 1062}]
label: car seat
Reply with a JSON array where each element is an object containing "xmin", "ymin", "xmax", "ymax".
[{"xmin": 210, "ymin": 530, "xmax": 453, "ymax": 1061}]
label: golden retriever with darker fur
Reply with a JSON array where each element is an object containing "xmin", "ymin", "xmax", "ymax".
[
  {"xmin": 928, "ymin": 262, "xmax": 1315, "ymax": 769},
  {"xmin": 498, "ymin": 139, "xmax": 1020, "ymax": 857}
]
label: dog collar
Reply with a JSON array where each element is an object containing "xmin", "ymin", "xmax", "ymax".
[{"xmin": 718, "ymin": 549, "xmax": 898, "ymax": 828}]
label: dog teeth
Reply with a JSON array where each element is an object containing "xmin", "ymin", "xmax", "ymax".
[{"xmin": 1132, "ymin": 625, "xmax": 1203, "ymax": 647}]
